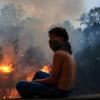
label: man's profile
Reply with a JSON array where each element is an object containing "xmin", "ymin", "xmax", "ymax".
[{"xmin": 16, "ymin": 27, "xmax": 76, "ymax": 98}]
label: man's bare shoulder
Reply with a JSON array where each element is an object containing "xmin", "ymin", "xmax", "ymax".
[
  {"xmin": 54, "ymin": 50, "xmax": 76, "ymax": 63},
  {"xmin": 54, "ymin": 50, "xmax": 70, "ymax": 57},
  {"xmin": 54, "ymin": 50, "xmax": 72, "ymax": 60}
]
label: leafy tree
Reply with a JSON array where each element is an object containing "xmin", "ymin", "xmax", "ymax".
[
  {"xmin": 79, "ymin": 7, "xmax": 100, "ymax": 46},
  {"xmin": 74, "ymin": 7, "xmax": 100, "ymax": 95}
]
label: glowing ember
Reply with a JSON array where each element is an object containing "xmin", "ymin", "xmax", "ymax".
[
  {"xmin": 8, "ymin": 88, "xmax": 20, "ymax": 99},
  {"xmin": 41, "ymin": 65, "xmax": 51, "ymax": 73},
  {"xmin": 0, "ymin": 88, "xmax": 20, "ymax": 99},
  {"xmin": 26, "ymin": 65, "xmax": 51, "ymax": 82},
  {"xmin": 25, "ymin": 70, "xmax": 35, "ymax": 81},
  {"xmin": 0, "ymin": 64, "xmax": 51, "ymax": 99},
  {"xmin": 26, "ymin": 71, "xmax": 33, "ymax": 81},
  {"xmin": 0, "ymin": 64, "xmax": 13, "ymax": 74}
]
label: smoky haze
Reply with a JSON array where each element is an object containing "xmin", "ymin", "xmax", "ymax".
[
  {"xmin": 0, "ymin": 0, "xmax": 86, "ymax": 60},
  {"xmin": 0, "ymin": 4, "xmax": 50, "ymax": 98},
  {"xmin": 0, "ymin": 3, "xmax": 88, "ymax": 78},
  {"xmin": 0, "ymin": 2, "xmax": 85, "ymax": 88},
  {"xmin": 0, "ymin": 2, "xmax": 100, "ymax": 98},
  {"xmin": 0, "ymin": 3, "xmax": 49, "ymax": 87},
  {"xmin": 0, "ymin": 1, "xmax": 85, "ymax": 61}
]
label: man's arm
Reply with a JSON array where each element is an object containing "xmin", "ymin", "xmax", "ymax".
[{"xmin": 33, "ymin": 51, "xmax": 63, "ymax": 85}]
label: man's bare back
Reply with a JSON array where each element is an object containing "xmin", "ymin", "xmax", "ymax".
[{"xmin": 52, "ymin": 50, "xmax": 76, "ymax": 91}]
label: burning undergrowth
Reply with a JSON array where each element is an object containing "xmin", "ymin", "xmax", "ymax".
[
  {"xmin": 0, "ymin": 4, "xmax": 52, "ymax": 99},
  {"xmin": 0, "ymin": 42, "xmax": 51, "ymax": 99}
]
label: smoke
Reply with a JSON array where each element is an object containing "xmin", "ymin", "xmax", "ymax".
[
  {"xmin": 0, "ymin": 1, "xmax": 90, "ymax": 98},
  {"xmin": 0, "ymin": 4, "xmax": 50, "ymax": 98},
  {"xmin": 0, "ymin": 4, "xmax": 46, "ymax": 60},
  {"xmin": 1, "ymin": 43, "xmax": 15, "ymax": 64},
  {"xmin": 0, "ymin": 1, "xmax": 90, "ymax": 75},
  {"xmin": 0, "ymin": 0, "xmax": 86, "ymax": 59},
  {"xmin": 0, "ymin": 0, "xmax": 85, "ymax": 25}
]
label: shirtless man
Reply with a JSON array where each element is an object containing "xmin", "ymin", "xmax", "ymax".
[{"xmin": 16, "ymin": 27, "xmax": 76, "ymax": 98}]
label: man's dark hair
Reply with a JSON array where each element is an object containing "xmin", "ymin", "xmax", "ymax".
[
  {"xmin": 48, "ymin": 27, "xmax": 72, "ymax": 54},
  {"xmin": 48, "ymin": 27, "xmax": 69, "ymax": 41}
]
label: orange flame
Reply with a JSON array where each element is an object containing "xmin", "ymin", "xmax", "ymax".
[
  {"xmin": 41, "ymin": 65, "xmax": 51, "ymax": 73},
  {"xmin": 0, "ymin": 64, "xmax": 13, "ymax": 74},
  {"xmin": 8, "ymin": 88, "xmax": 20, "ymax": 99},
  {"xmin": 0, "ymin": 64, "xmax": 51, "ymax": 99},
  {"xmin": 26, "ymin": 71, "xmax": 34, "ymax": 81},
  {"xmin": 26, "ymin": 65, "xmax": 51, "ymax": 81}
]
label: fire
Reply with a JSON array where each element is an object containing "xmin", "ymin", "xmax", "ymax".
[
  {"xmin": 0, "ymin": 64, "xmax": 13, "ymax": 74},
  {"xmin": 26, "ymin": 70, "xmax": 34, "ymax": 81},
  {"xmin": 26, "ymin": 65, "xmax": 51, "ymax": 81},
  {"xmin": 0, "ymin": 88, "xmax": 20, "ymax": 99},
  {"xmin": 8, "ymin": 88, "xmax": 20, "ymax": 99},
  {"xmin": 0, "ymin": 64, "xmax": 51, "ymax": 99},
  {"xmin": 41, "ymin": 65, "xmax": 51, "ymax": 73}
]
